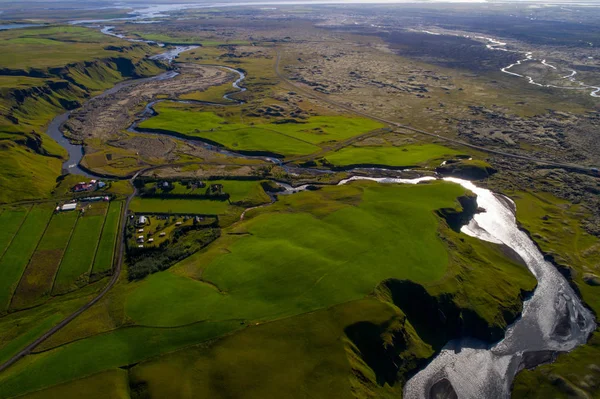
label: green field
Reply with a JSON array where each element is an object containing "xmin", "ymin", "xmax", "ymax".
[
  {"xmin": 52, "ymin": 213, "xmax": 106, "ymax": 294},
  {"xmin": 128, "ymin": 298, "xmax": 419, "ymax": 399},
  {"xmin": 19, "ymin": 369, "xmax": 131, "ymax": 399},
  {"xmin": 10, "ymin": 212, "xmax": 79, "ymax": 310},
  {"xmin": 0, "ymin": 26, "xmax": 148, "ymax": 70},
  {"xmin": 91, "ymin": 202, "xmax": 122, "ymax": 277},
  {"xmin": 147, "ymin": 180, "xmax": 270, "ymax": 205},
  {"xmin": 325, "ymin": 144, "xmax": 463, "ymax": 167},
  {"xmin": 138, "ymin": 104, "xmax": 384, "ymax": 156},
  {"xmin": 0, "ymin": 208, "xmax": 29, "ymax": 257},
  {"xmin": 0, "ymin": 180, "xmax": 536, "ymax": 398},
  {"xmin": 0, "ymin": 205, "xmax": 54, "ymax": 312},
  {"xmin": 0, "ymin": 321, "xmax": 242, "ymax": 399},
  {"xmin": 130, "ymin": 198, "xmax": 233, "ymax": 215}
]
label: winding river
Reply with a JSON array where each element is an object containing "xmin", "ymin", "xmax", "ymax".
[{"xmin": 47, "ymin": 26, "xmax": 597, "ymax": 399}]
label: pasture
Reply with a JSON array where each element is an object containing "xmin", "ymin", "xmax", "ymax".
[
  {"xmin": 0, "ymin": 205, "xmax": 54, "ymax": 312},
  {"xmin": 91, "ymin": 202, "xmax": 122, "ymax": 277},
  {"xmin": 138, "ymin": 104, "xmax": 383, "ymax": 156},
  {"xmin": 53, "ymin": 209, "xmax": 107, "ymax": 295},
  {"xmin": 130, "ymin": 198, "xmax": 233, "ymax": 215},
  {"xmin": 146, "ymin": 179, "xmax": 270, "ymax": 205},
  {"xmin": 325, "ymin": 144, "xmax": 463, "ymax": 167},
  {"xmin": 0, "ymin": 180, "xmax": 537, "ymax": 398},
  {"xmin": 11, "ymin": 211, "xmax": 79, "ymax": 310}
]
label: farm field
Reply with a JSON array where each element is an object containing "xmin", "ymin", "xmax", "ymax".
[
  {"xmin": 325, "ymin": 144, "xmax": 464, "ymax": 167},
  {"xmin": 10, "ymin": 211, "xmax": 79, "ymax": 310},
  {"xmin": 130, "ymin": 197, "xmax": 234, "ymax": 215},
  {"xmin": 0, "ymin": 207, "xmax": 29, "ymax": 256},
  {"xmin": 52, "ymin": 207, "xmax": 107, "ymax": 295},
  {"xmin": 0, "ymin": 180, "xmax": 537, "ymax": 398},
  {"xmin": 91, "ymin": 202, "xmax": 122, "ymax": 278},
  {"xmin": 0, "ymin": 205, "xmax": 54, "ymax": 312},
  {"xmin": 144, "ymin": 179, "xmax": 270, "ymax": 205},
  {"xmin": 137, "ymin": 104, "xmax": 383, "ymax": 156}
]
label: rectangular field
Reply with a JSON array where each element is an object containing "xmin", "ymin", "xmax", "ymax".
[
  {"xmin": 0, "ymin": 205, "xmax": 54, "ymax": 311},
  {"xmin": 129, "ymin": 198, "xmax": 231, "ymax": 215},
  {"xmin": 91, "ymin": 202, "xmax": 122, "ymax": 278},
  {"xmin": 10, "ymin": 212, "xmax": 79, "ymax": 310},
  {"xmin": 52, "ymin": 212, "xmax": 106, "ymax": 295},
  {"xmin": 0, "ymin": 207, "xmax": 30, "ymax": 257}
]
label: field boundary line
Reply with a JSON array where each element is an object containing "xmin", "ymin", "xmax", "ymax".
[
  {"xmin": 5, "ymin": 207, "xmax": 54, "ymax": 313},
  {"xmin": 84, "ymin": 205, "xmax": 110, "ymax": 285},
  {"xmin": 49, "ymin": 212, "xmax": 81, "ymax": 296},
  {"xmin": 0, "ymin": 205, "xmax": 32, "ymax": 263},
  {"xmin": 92, "ymin": 201, "xmax": 122, "ymax": 278}
]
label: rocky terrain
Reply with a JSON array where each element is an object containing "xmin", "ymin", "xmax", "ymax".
[{"xmin": 64, "ymin": 64, "xmax": 233, "ymax": 141}]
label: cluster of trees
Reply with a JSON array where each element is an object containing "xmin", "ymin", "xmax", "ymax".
[{"xmin": 127, "ymin": 227, "xmax": 220, "ymax": 281}]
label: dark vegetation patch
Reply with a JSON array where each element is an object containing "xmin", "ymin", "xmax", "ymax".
[
  {"xmin": 381, "ymin": 31, "xmax": 521, "ymax": 72},
  {"xmin": 127, "ymin": 226, "xmax": 220, "ymax": 281}
]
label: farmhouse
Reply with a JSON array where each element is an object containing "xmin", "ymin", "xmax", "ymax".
[{"xmin": 73, "ymin": 182, "xmax": 93, "ymax": 192}]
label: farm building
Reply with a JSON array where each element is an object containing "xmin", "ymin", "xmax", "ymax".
[
  {"xmin": 60, "ymin": 203, "xmax": 78, "ymax": 212},
  {"xmin": 137, "ymin": 216, "xmax": 147, "ymax": 226}
]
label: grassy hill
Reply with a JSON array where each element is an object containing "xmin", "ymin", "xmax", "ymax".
[
  {"xmin": 0, "ymin": 180, "xmax": 536, "ymax": 398},
  {"xmin": 0, "ymin": 25, "xmax": 165, "ymax": 204}
]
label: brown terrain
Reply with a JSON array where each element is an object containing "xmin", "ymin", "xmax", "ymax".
[{"xmin": 64, "ymin": 63, "xmax": 234, "ymax": 141}]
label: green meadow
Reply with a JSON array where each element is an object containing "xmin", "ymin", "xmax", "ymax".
[
  {"xmin": 138, "ymin": 103, "xmax": 383, "ymax": 156},
  {"xmin": 147, "ymin": 180, "xmax": 270, "ymax": 205},
  {"xmin": 0, "ymin": 207, "xmax": 30, "ymax": 256},
  {"xmin": 0, "ymin": 180, "xmax": 537, "ymax": 398},
  {"xmin": 0, "ymin": 205, "xmax": 54, "ymax": 312},
  {"xmin": 11, "ymin": 211, "xmax": 79, "ymax": 310},
  {"xmin": 91, "ymin": 202, "xmax": 122, "ymax": 277},
  {"xmin": 325, "ymin": 144, "xmax": 463, "ymax": 167},
  {"xmin": 52, "ymin": 213, "xmax": 106, "ymax": 294},
  {"xmin": 130, "ymin": 198, "xmax": 233, "ymax": 215}
]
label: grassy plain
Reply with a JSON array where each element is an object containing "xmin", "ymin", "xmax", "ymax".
[
  {"xmin": 325, "ymin": 144, "xmax": 463, "ymax": 167},
  {"xmin": 128, "ymin": 298, "xmax": 415, "ymax": 399},
  {"xmin": 0, "ymin": 205, "xmax": 54, "ymax": 312},
  {"xmin": 0, "ymin": 321, "xmax": 242, "ymax": 399},
  {"xmin": 91, "ymin": 202, "xmax": 122, "ymax": 278},
  {"xmin": 19, "ymin": 369, "xmax": 131, "ymax": 399},
  {"xmin": 0, "ymin": 180, "xmax": 537, "ymax": 398},
  {"xmin": 130, "ymin": 198, "xmax": 232, "ymax": 215},
  {"xmin": 52, "ymin": 211, "xmax": 106, "ymax": 294},
  {"xmin": 146, "ymin": 179, "xmax": 270, "ymax": 205},
  {"xmin": 138, "ymin": 103, "xmax": 383, "ymax": 156},
  {"xmin": 0, "ymin": 26, "xmax": 146, "ymax": 70},
  {"xmin": 0, "ymin": 207, "xmax": 29, "ymax": 256},
  {"xmin": 10, "ymin": 211, "xmax": 79, "ymax": 310}
]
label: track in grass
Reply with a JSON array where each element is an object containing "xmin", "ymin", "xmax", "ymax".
[
  {"xmin": 0, "ymin": 205, "xmax": 54, "ymax": 312},
  {"xmin": 52, "ymin": 206, "xmax": 107, "ymax": 295},
  {"xmin": 91, "ymin": 202, "xmax": 122, "ymax": 279},
  {"xmin": 10, "ymin": 212, "xmax": 79, "ymax": 310},
  {"xmin": 0, "ymin": 208, "xmax": 30, "ymax": 258}
]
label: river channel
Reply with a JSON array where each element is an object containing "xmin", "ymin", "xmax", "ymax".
[{"xmin": 46, "ymin": 27, "xmax": 597, "ymax": 399}]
